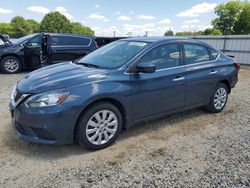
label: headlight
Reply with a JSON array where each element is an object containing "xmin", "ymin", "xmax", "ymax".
[
  {"xmin": 11, "ymin": 83, "xmax": 17, "ymax": 100},
  {"xmin": 25, "ymin": 91, "xmax": 70, "ymax": 108}
]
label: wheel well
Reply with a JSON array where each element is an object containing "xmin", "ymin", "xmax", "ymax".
[
  {"xmin": 220, "ymin": 80, "xmax": 231, "ymax": 94},
  {"xmin": 74, "ymin": 98, "xmax": 127, "ymax": 138},
  {"xmin": 1, "ymin": 54, "xmax": 23, "ymax": 69}
]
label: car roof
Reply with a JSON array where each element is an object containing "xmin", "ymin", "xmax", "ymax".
[
  {"xmin": 42, "ymin": 32, "xmax": 94, "ymax": 39},
  {"xmin": 122, "ymin": 36, "xmax": 201, "ymax": 43},
  {"xmin": 121, "ymin": 36, "xmax": 215, "ymax": 49}
]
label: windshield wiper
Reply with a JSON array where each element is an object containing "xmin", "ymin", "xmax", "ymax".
[{"xmin": 76, "ymin": 62, "xmax": 100, "ymax": 68}]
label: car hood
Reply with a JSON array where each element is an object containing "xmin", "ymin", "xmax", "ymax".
[
  {"xmin": 0, "ymin": 43, "xmax": 12, "ymax": 49},
  {"xmin": 17, "ymin": 62, "xmax": 109, "ymax": 93}
]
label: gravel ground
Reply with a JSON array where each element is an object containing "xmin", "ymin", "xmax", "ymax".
[{"xmin": 0, "ymin": 69, "xmax": 249, "ymax": 188}]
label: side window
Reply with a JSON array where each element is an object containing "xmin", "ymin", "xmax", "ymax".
[
  {"xmin": 183, "ymin": 43, "xmax": 209, "ymax": 65},
  {"xmin": 50, "ymin": 36, "xmax": 91, "ymax": 46},
  {"xmin": 139, "ymin": 43, "xmax": 180, "ymax": 70},
  {"xmin": 209, "ymin": 48, "xmax": 219, "ymax": 60},
  {"xmin": 67, "ymin": 36, "xmax": 91, "ymax": 45},
  {"xmin": 50, "ymin": 36, "xmax": 67, "ymax": 46},
  {"xmin": 26, "ymin": 35, "xmax": 42, "ymax": 47}
]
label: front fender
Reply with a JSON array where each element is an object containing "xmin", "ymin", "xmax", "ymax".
[{"xmin": 67, "ymin": 79, "xmax": 132, "ymax": 129}]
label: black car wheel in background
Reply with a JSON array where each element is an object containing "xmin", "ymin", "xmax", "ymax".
[{"xmin": 1, "ymin": 56, "xmax": 21, "ymax": 73}]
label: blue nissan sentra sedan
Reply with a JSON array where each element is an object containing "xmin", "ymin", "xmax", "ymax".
[{"xmin": 9, "ymin": 37, "xmax": 239, "ymax": 150}]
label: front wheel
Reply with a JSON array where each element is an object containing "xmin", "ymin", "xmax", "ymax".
[
  {"xmin": 1, "ymin": 56, "xmax": 21, "ymax": 73},
  {"xmin": 76, "ymin": 102, "xmax": 122, "ymax": 150},
  {"xmin": 204, "ymin": 83, "xmax": 228, "ymax": 113}
]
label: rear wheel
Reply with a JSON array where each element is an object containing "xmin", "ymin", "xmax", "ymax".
[
  {"xmin": 1, "ymin": 56, "xmax": 21, "ymax": 73},
  {"xmin": 76, "ymin": 102, "xmax": 122, "ymax": 150},
  {"xmin": 204, "ymin": 83, "xmax": 228, "ymax": 113}
]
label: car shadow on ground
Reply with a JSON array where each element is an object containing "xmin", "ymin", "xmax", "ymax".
[{"xmin": 3, "ymin": 108, "xmax": 210, "ymax": 160}]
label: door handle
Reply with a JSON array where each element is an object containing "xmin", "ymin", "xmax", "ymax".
[
  {"xmin": 209, "ymin": 70, "xmax": 218, "ymax": 75},
  {"xmin": 173, "ymin": 76, "xmax": 185, "ymax": 82}
]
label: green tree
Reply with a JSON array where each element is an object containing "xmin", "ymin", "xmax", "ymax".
[
  {"xmin": 26, "ymin": 19, "xmax": 40, "ymax": 34},
  {"xmin": 211, "ymin": 29, "xmax": 222, "ymax": 35},
  {"xmin": 71, "ymin": 22, "xmax": 94, "ymax": 36},
  {"xmin": 10, "ymin": 16, "xmax": 29, "ymax": 38},
  {"xmin": 0, "ymin": 23, "xmax": 15, "ymax": 37},
  {"xmin": 234, "ymin": 2, "xmax": 250, "ymax": 34},
  {"xmin": 202, "ymin": 28, "xmax": 222, "ymax": 35},
  {"xmin": 212, "ymin": 1, "xmax": 242, "ymax": 35},
  {"xmin": 164, "ymin": 29, "xmax": 174, "ymax": 36},
  {"xmin": 40, "ymin": 12, "xmax": 72, "ymax": 33}
]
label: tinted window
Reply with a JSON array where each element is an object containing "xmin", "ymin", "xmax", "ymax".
[
  {"xmin": 77, "ymin": 41, "xmax": 149, "ymax": 69},
  {"xmin": 139, "ymin": 43, "xmax": 180, "ymax": 70},
  {"xmin": 209, "ymin": 48, "xmax": 219, "ymax": 60},
  {"xmin": 50, "ymin": 36, "xmax": 69, "ymax": 46},
  {"xmin": 12, "ymin": 33, "xmax": 38, "ymax": 45},
  {"xmin": 183, "ymin": 43, "xmax": 209, "ymax": 65},
  {"xmin": 26, "ymin": 34, "xmax": 42, "ymax": 46},
  {"xmin": 67, "ymin": 36, "xmax": 91, "ymax": 45},
  {"xmin": 50, "ymin": 36, "xmax": 91, "ymax": 46}
]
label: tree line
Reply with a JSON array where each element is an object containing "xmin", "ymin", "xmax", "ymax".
[
  {"xmin": 0, "ymin": 12, "xmax": 94, "ymax": 38},
  {"xmin": 165, "ymin": 1, "xmax": 250, "ymax": 36}
]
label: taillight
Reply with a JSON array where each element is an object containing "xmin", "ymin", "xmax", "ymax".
[{"xmin": 234, "ymin": 62, "xmax": 240, "ymax": 71}]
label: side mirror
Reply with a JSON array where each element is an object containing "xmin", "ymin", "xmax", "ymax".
[{"xmin": 136, "ymin": 64, "xmax": 156, "ymax": 73}]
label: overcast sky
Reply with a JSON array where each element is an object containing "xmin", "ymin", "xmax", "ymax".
[{"xmin": 0, "ymin": 0, "xmax": 228, "ymax": 36}]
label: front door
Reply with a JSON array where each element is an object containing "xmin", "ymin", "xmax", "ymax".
[
  {"xmin": 130, "ymin": 43, "xmax": 186, "ymax": 121},
  {"xmin": 24, "ymin": 34, "xmax": 42, "ymax": 68}
]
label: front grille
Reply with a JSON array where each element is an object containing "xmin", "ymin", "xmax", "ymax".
[{"xmin": 14, "ymin": 90, "xmax": 22, "ymax": 102}]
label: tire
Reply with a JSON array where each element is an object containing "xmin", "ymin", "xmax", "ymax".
[
  {"xmin": 76, "ymin": 102, "xmax": 123, "ymax": 150},
  {"xmin": 1, "ymin": 56, "xmax": 21, "ymax": 74},
  {"xmin": 204, "ymin": 83, "xmax": 229, "ymax": 113}
]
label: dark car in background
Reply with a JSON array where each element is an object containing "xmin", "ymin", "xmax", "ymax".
[
  {"xmin": 9, "ymin": 37, "xmax": 239, "ymax": 150},
  {"xmin": 0, "ymin": 33, "xmax": 97, "ymax": 73},
  {"xmin": 95, "ymin": 37, "xmax": 127, "ymax": 48}
]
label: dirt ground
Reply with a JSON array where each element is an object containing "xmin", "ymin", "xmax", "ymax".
[{"xmin": 0, "ymin": 69, "xmax": 249, "ymax": 187}]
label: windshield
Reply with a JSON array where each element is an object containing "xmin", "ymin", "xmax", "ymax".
[
  {"xmin": 77, "ymin": 40, "xmax": 149, "ymax": 69},
  {"xmin": 12, "ymin": 33, "xmax": 38, "ymax": 45}
]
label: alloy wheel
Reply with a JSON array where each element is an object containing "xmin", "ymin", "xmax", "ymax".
[
  {"xmin": 4, "ymin": 58, "xmax": 19, "ymax": 73},
  {"xmin": 214, "ymin": 87, "xmax": 227, "ymax": 110},
  {"xmin": 86, "ymin": 110, "xmax": 118, "ymax": 145}
]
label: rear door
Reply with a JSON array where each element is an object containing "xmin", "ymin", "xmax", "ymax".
[
  {"xmin": 130, "ymin": 42, "xmax": 186, "ymax": 121},
  {"xmin": 182, "ymin": 42, "xmax": 220, "ymax": 108},
  {"xmin": 24, "ymin": 34, "xmax": 43, "ymax": 68},
  {"xmin": 49, "ymin": 35, "xmax": 94, "ymax": 64}
]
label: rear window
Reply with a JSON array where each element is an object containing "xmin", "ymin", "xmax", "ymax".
[
  {"xmin": 50, "ymin": 36, "xmax": 91, "ymax": 46},
  {"xmin": 209, "ymin": 48, "xmax": 220, "ymax": 60},
  {"xmin": 183, "ymin": 43, "xmax": 210, "ymax": 65}
]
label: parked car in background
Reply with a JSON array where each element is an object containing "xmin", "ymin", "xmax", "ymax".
[
  {"xmin": 9, "ymin": 37, "xmax": 239, "ymax": 150},
  {"xmin": 95, "ymin": 37, "xmax": 127, "ymax": 48},
  {"xmin": 0, "ymin": 33, "xmax": 97, "ymax": 73}
]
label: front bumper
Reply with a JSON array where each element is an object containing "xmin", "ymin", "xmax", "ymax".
[{"xmin": 9, "ymin": 101, "xmax": 76, "ymax": 145}]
